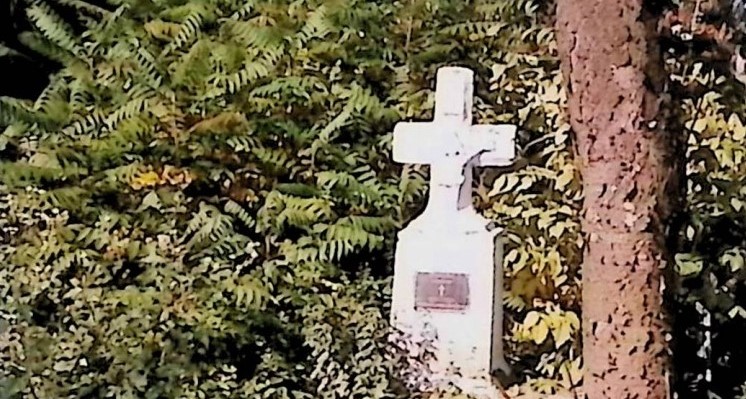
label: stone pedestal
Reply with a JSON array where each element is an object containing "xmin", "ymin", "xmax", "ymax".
[{"xmin": 391, "ymin": 210, "xmax": 509, "ymax": 396}]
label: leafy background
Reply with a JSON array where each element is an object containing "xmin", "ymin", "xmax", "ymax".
[{"xmin": 0, "ymin": 0, "xmax": 745, "ymax": 398}]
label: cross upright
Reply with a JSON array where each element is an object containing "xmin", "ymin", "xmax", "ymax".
[{"xmin": 393, "ymin": 67, "xmax": 516, "ymax": 219}]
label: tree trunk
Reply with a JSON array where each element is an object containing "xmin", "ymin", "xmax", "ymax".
[{"xmin": 555, "ymin": 1, "xmax": 674, "ymax": 398}]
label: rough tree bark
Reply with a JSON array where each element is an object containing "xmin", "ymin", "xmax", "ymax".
[{"xmin": 555, "ymin": 1, "xmax": 676, "ymax": 398}]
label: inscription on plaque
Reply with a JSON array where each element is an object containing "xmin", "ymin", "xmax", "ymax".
[{"xmin": 414, "ymin": 272, "xmax": 469, "ymax": 311}]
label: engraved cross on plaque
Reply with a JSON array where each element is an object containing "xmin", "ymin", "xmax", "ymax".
[{"xmin": 393, "ymin": 67, "xmax": 515, "ymax": 220}]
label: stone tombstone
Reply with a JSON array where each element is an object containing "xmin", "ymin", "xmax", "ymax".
[{"xmin": 390, "ymin": 66, "xmax": 515, "ymax": 397}]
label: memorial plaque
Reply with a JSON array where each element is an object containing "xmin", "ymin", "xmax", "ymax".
[{"xmin": 414, "ymin": 272, "xmax": 469, "ymax": 311}]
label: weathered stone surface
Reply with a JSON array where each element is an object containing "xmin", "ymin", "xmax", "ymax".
[{"xmin": 390, "ymin": 67, "xmax": 515, "ymax": 398}]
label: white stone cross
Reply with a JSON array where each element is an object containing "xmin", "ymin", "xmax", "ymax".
[
  {"xmin": 393, "ymin": 67, "xmax": 515, "ymax": 219},
  {"xmin": 390, "ymin": 67, "xmax": 516, "ymax": 398}
]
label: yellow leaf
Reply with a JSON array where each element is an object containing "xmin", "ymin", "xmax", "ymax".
[
  {"xmin": 130, "ymin": 171, "xmax": 160, "ymax": 190},
  {"xmin": 524, "ymin": 311, "xmax": 541, "ymax": 327},
  {"xmin": 144, "ymin": 20, "xmax": 182, "ymax": 40},
  {"xmin": 490, "ymin": 64, "xmax": 508, "ymax": 82},
  {"xmin": 511, "ymin": 249, "xmax": 529, "ymax": 273},
  {"xmin": 731, "ymin": 197, "xmax": 743, "ymax": 212},
  {"xmin": 548, "ymin": 223, "xmax": 565, "ymax": 239},
  {"xmin": 506, "ymin": 206, "xmax": 522, "ymax": 218},
  {"xmin": 188, "ymin": 112, "xmax": 248, "ymax": 134},
  {"xmin": 537, "ymin": 213, "xmax": 554, "ymax": 230},
  {"xmin": 566, "ymin": 311, "xmax": 580, "ymax": 329},
  {"xmin": 692, "ymin": 117, "xmax": 708, "ymax": 133},
  {"xmin": 489, "ymin": 174, "xmax": 520, "ymax": 196},
  {"xmin": 728, "ymin": 305, "xmax": 746, "ymax": 318},
  {"xmin": 568, "ymin": 357, "xmax": 583, "ymax": 385},
  {"xmin": 531, "ymin": 320, "xmax": 549, "ymax": 344},
  {"xmin": 517, "ymin": 176, "xmax": 534, "ymax": 191},
  {"xmin": 543, "ymin": 84, "xmax": 560, "ymax": 103},
  {"xmin": 558, "ymin": 357, "xmax": 583, "ymax": 387},
  {"xmin": 686, "ymin": 225, "xmax": 695, "ymax": 240},
  {"xmin": 504, "ymin": 248, "xmax": 519, "ymax": 264},
  {"xmin": 718, "ymin": 143, "xmax": 735, "ymax": 167},
  {"xmin": 675, "ymin": 253, "xmax": 704, "ymax": 277},
  {"xmin": 555, "ymin": 164, "xmax": 574, "ymax": 190},
  {"xmin": 553, "ymin": 322, "xmax": 572, "ymax": 348},
  {"xmin": 728, "ymin": 113, "xmax": 746, "ymax": 141}
]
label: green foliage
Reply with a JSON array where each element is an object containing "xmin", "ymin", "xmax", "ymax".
[
  {"xmin": 16, "ymin": 0, "xmax": 744, "ymax": 398},
  {"xmin": 665, "ymin": 60, "xmax": 746, "ymax": 396},
  {"xmin": 20, "ymin": 0, "xmax": 746, "ymax": 398},
  {"xmin": 651, "ymin": 1, "xmax": 746, "ymax": 396},
  {"xmin": 478, "ymin": 27, "xmax": 583, "ymax": 395},
  {"xmin": 0, "ymin": 0, "xmax": 554, "ymax": 398}
]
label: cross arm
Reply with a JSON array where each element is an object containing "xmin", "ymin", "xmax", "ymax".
[
  {"xmin": 392, "ymin": 122, "xmax": 461, "ymax": 165},
  {"xmin": 469, "ymin": 124, "xmax": 516, "ymax": 167}
]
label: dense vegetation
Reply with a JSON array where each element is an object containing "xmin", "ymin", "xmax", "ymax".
[
  {"xmin": 2, "ymin": 0, "xmax": 746, "ymax": 398},
  {"xmin": 0, "ymin": 0, "xmax": 561, "ymax": 397}
]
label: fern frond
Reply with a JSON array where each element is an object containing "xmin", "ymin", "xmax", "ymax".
[
  {"xmin": 342, "ymin": 215, "xmax": 395, "ymax": 234},
  {"xmin": 345, "ymin": 84, "xmax": 389, "ymax": 120},
  {"xmin": 260, "ymin": 44, "xmax": 285, "ymax": 66},
  {"xmin": 101, "ymin": 162, "xmax": 142, "ymax": 187},
  {"xmin": 184, "ymin": 203, "xmax": 234, "ymax": 248},
  {"xmin": 296, "ymin": 5, "xmax": 330, "ymax": 45},
  {"xmin": 473, "ymin": 2, "xmax": 502, "ymax": 19},
  {"xmin": 51, "ymin": 0, "xmax": 111, "ymax": 17},
  {"xmin": 68, "ymin": 80, "xmax": 92, "ymax": 112},
  {"xmin": 95, "ymin": 41, "xmax": 139, "ymax": 80},
  {"xmin": 132, "ymin": 47, "xmax": 163, "ymax": 87},
  {"xmin": 224, "ymin": 200, "xmax": 254, "ymax": 229},
  {"xmin": 316, "ymin": 102, "xmax": 354, "ymax": 142},
  {"xmin": 0, "ymin": 161, "xmax": 81, "ymax": 187},
  {"xmin": 210, "ymin": 61, "xmax": 271, "ymax": 97},
  {"xmin": 257, "ymin": 191, "xmax": 335, "ymax": 233},
  {"xmin": 84, "ymin": 119, "xmax": 148, "ymax": 168},
  {"xmin": 62, "ymin": 108, "xmax": 106, "ymax": 137},
  {"xmin": 0, "ymin": 97, "xmax": 37, "ymax": 126},
  {"xmin": 250, "ymin": 76, "xmax": 323, "ymax": 100},
  {"xmin": 144, "ymin": 19, "xmax": 182, "ymax": 41},
  {"xmin": 172, "ymin": 39, "xmax": 212, "ymax": 87},
  {"xmin": 228, "ymin": 0, "xmax": 257, "ymax": 21},
  {"xmin": 316, "ymin": 170, "xmax": 382, "ymax": 206},
  {"xmin": 281, "ymin": 199, "xmax": 334, "ymax": 228},
  {"xmin": 164, "ymin": 11, "xmax": 204, "ymax": 54},
  {"xmin": 315, "ymin": 217, "xmax": 388, "ymax": 262},
  {"xmin": 225, "ymin": 135, "xmax": 260, "ymax": 153},
  {"xmin": 33, "ymin": 75, "xmax": 68, "ymax": 111},
  {"xmin": 276, "ymin": 183, "xmax": 323, "ymax": 198},
  {"xmin": 280, "ymin": 240, "xmax": 321, "ymax": 264},
  {"xmin": 441, "ymin": 21, "xmax": 507, "ymax": 40},
  {"xmin": 26, "ymin": 2, "xmax": 82, "ymax": 55},
  {"xmin": 252, "ymin": 147, "xmax": 295, "ymax": 174},
  {"xmin": 102, "ymin": 96, "xmax": 153, "ymax": 132},
  {"xmin": 95, "ymin": 61, "xmax": 132, "ymax": 88},
  {"xmin": 17, "ymin": 32, "xmax": 76, "ymax": 64},
  {"xmin": 0, "ymin": 43, "xmax": 30, "ymax": 60},
  {"xmin": 180, "ymin": 202, "xmax": 258, "ymax": 260},
  {"xmin": 224, "ymin": 21, "xmax": 283, "ymax": 49},
  {"xmin": 43, "ymin": 186, "xmax": 91, "ymax": 211}
]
